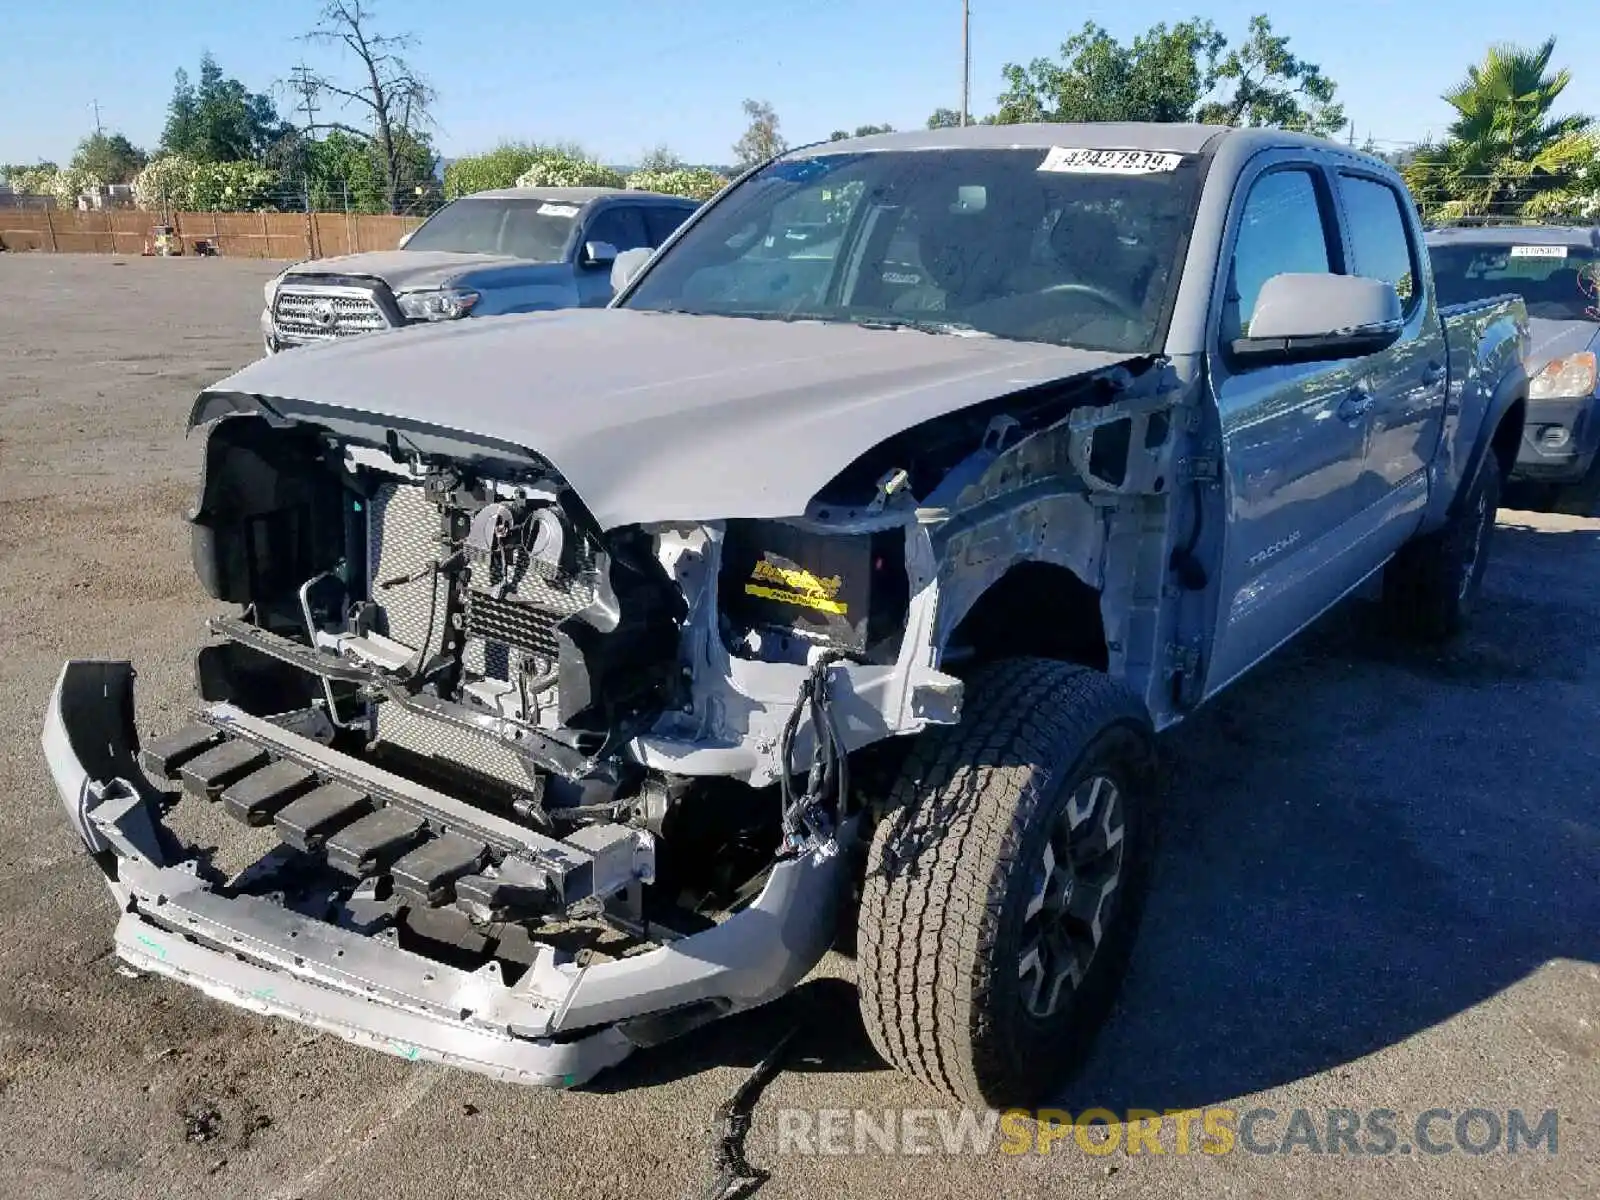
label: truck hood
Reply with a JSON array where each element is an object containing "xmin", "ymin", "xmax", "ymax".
[
  {"xmin": 281, "ymin": 250, "xmax": 539, "ymax": 291},
  {"xmin": 1525, "ymin": 318, "xmax": 1599, "ymax": 379},
  {"xmin": 196, "ymin": 309, "xmax": 1132, "ymax": 529}
]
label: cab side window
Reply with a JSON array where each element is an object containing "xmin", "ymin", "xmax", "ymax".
[
  {"xmin": 1338, "ymin": 174, "xmax": 1419, "ymax": 311},
  {"xmin": 583, "ymin": 206, "xmax": 650, "ymax": 255},
  {"xmin": 1225, "ymin": 169, "xmax": 1335, "ymax": 340}
]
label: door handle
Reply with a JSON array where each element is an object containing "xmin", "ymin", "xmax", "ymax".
[
  {"xmin": 1421, "ymin": 361, "xmax": 1446, "ymax": 386},
  {"xmin": 1336, "ymin": 388, "xmax": 1373, "ymax": 422}
]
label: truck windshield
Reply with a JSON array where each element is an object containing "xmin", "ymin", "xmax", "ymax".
[
  {"xmin": 403, "ymin": 197, "xmax": 579, "ymax": 262},
  {"xmin": 1429, "ymin": 242, "xmax": 1600, "ymax": 322},
  {"xmin": 621, "ymin": 148, "xmax": 1204, "ymax": 353}
]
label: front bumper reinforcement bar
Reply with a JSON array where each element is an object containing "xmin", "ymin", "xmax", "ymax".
[{"xmin": 42, "ymin": 660, "xmax": 848, "ymax": 1088}]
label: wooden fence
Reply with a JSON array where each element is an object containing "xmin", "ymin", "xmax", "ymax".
[{"xmin": 0, "ymin": 207, "xmax": 426, "ymax": 259}]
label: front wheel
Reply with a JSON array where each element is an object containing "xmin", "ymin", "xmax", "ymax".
[
  {"xmin": 1381, "ymin": 455, "xmax": 1500, "ymax": 641},
  {"xmin": 856, "ymin": 659, "xmax": 1158, "ymax": 1107}
]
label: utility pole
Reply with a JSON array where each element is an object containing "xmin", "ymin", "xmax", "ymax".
[
  {"xmin": 289, "ymin": 64, "xmax": 321, "ymax": 136},
  {"xmin": 91, "ymin": 98, "xmax": 103, "ymax": 136},
  {"xmin": 960, "ymin": 0, "xmax": 970, "ymax": 127}
]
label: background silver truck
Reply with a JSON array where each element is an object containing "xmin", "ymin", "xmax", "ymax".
[
  {"xmin": 1427, "ymin": 223, "xmax": 1600, "ymax": 513},
  {"xmin": 260, "ymin": 186, "xmax": 700, "ymax": 353},
  {"xmin": 47, "ymin": 123, "xmax": 1527, "ymax": 1107}
]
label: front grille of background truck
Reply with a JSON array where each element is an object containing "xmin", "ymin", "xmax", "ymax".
[{"xmin": 272, "ymin": 287, "xmax": 391, "ymax": 343}]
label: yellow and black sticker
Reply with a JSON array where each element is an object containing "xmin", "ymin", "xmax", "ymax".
[{"xmin": 745, "ymin": 556, "xmax": 849, "ymax": 615}]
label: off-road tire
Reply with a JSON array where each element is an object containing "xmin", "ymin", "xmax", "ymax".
[
  {"xmin": 1382, "ymin": 455, "xmax": 1501, "ymax": 641},
  {"xmin": 856, "ymin": 658, "xmax": 1158, "ymax": 1107}
]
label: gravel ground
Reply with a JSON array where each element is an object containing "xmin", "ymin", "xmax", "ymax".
[{"xmin": 0, "ymin": 253, "xmax": 1594, "ymax": 1200}]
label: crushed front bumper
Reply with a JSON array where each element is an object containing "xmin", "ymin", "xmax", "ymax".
[{"xmin": 42, "ymin": 660, "xmax": 848, "ymax": 1088}]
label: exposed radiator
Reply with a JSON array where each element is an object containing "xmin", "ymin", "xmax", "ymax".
[
  {"xmin": 367, "ymin": 481, "xmax": 450, "ymax": 659},
  {"xmin": 365, "ymin": 481, "xmax": 600, "ymax": 788}
]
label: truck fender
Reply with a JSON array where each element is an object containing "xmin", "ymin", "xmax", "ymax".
[{"xmin": 1453, "ymin": 365, "xmax": 1527, "ymax": 517}]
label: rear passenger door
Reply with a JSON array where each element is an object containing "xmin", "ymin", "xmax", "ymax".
[
  {"xmin": 1205, "ymin": 156, "xmax": 1375, "ymax": 695},
  {"xmin": 1333, "ymin": 169, "xmax": 1444, "ymax": 555},
  {"xmin": 575, "ymin": 205, "xmax": 650, "ymax": 306}
]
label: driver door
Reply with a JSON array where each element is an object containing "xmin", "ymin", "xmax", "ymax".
[{"xmin": 1204, "ymin": 157, "xmax": 1374, "ymax": 695}]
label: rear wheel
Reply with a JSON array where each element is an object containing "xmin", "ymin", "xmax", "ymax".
[
  {"xmin": 1382, "ymin": 455, "xmax": 1500, "ymax": 641},
  {"xmin": 856, "ymin": 658, "xmax": 1158, "ymax": 1107}
]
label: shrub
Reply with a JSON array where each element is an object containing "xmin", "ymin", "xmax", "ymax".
[
  {"xmin": 624, "ymin": 167, "xmax": 728, "ymax": 200},
  {"xmin": 515, "ymin": 153, "xmax": 626, "ymax": 189}
]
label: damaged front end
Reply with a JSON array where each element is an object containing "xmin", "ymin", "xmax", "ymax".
[
  {"xmin": 41, "ymin": 401, "xmax": 935, "ymax": 1086},
  {"xmin": 44, "ymin": 341, "xmax": 1190, "ymax": 1086}
]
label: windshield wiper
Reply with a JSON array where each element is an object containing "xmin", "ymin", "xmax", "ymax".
[{"xmin": 853, "ymin": 316, "xmax": 993, "ymax": 337}]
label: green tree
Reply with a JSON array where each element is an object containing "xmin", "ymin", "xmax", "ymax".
[
  {"xmin": 70, "ymin": 132, "xmax": 148, "ymax": 183},
  {"xmin": 637, "ymin": 145, "xmax": 683, "ymax": 171},
  {"xmin": 1196, "ymin": 15, "xmax": 1344, "ymax": 136},
  {"xmin": 829, "ymin": 123, "xmax": 893, "ymax": 141},
  {"xmin": 732, "ymin": 99, "xmax": 787, "ymax": 167},
  {"xmin": 1, "ymin": 161, "xmax": 58, "ymax": 191},
  {"xmin": 305, "ymin": 130, "xmax": 385, "ymax": 211},
  {"xmin": 995, "ymin": 15, "xmax": 1340, "ymax": 135},
  {"xmin": 297, "ymin": 1, "xmax": 438, "ymax": 214},
  {"xmin": 1404, "ymin": 38, "xmax": 1593, "ymax": 221},
  {"xmin": 998, "ymin": 20, "xmax": 1224, "ymax": 124},
  {"xmin": 926, "ymin": 108, "xmax": 963, "ymax": 129},
  {"xmin": 161, "ymin": 55, "xmax": 288, "ymax": 162},
  {"xmin": 444, "ymin": 142, "xmax": 578, "ymax": 198}
]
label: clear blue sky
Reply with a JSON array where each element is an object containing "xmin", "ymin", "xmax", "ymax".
[{"xmin": 3, "ymin": 0, "xmax": 1598, "ymax": 167}]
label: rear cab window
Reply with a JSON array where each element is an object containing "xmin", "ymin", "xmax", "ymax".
[
  {"xmin": 1429, "ymin": 240, "xmax": 1599, "ymax": 322},
  {"xmin": 643, "ymin": 205, "xmax": 695, "ymax": 246},
  {"xmin": 1337, "ymin": 173, "xmax": 1420, "ymax": 313}
]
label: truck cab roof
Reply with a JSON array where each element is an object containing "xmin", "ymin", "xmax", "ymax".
[
  {"xmin": 801, "ymin": 121, "xmax": 1369, "ymax": 160},
  {"xmin": 1425, "ymin": 224, "xmax": 1600, "ymax": 249},
  {"xmin": 463, "ymin": 186, "xmax": 698, "ymax": 207}
]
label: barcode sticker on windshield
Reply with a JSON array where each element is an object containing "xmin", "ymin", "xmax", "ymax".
[
  {"xmin": 1509, "ymin": 245, "xmax": 1567, "ymax": 258},
  {"xmin": 537, "ymin": 202, "xmax": 580, "ymax": 217},
  {"xmin": 1038, "ymin": 147, "xmax": 1183, "ymax": 174}
]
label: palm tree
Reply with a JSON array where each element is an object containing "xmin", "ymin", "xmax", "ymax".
[{"xmin": 1405, "ymin": 38, "xmax": 1593, "ymax": 223}]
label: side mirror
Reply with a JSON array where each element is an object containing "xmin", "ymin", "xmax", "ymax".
[
  {"xmin": 397, "ymin": 228, "xmax": 415, "ymax": 249},
  {"xmin": 610, "ymin": 246, "xmax": 653, "ymax": 294},
  {"xmin": 1231, "ymin": 273, "xmax": 1403, "ymax": 366},
  {"xmin": 582, "ymin": 240, "xmax": 619, "ymax": 269}
]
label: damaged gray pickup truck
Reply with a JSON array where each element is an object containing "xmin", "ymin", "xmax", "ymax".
[{"xmin": 45, "ymin": 123, "xmax": 1529, "ymax": 1107}]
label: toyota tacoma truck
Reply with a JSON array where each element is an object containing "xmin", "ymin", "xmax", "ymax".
[
  {"xmin": 260, "ymin": 186, "xmax": 700, "ymax": 354},
  {"xmin": 1427, "ymin": 223, "xmax": 1600, "ymax": 513},
  {"xmin": 45, "ymin": 124, "xmax": 1528, "ymax": 1107}
]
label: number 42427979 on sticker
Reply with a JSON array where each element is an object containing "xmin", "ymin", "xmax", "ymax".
[{"xmin": 1037, "ymin": 147, "xmax": 1184, "ymax": 174}]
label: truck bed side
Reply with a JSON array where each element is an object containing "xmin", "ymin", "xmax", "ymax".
[{"xmin": 1426, "ymin": 294, "xmax": 1530, "ymax": 529}]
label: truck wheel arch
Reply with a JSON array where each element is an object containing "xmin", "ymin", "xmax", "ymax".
[
  {"xmin": 1458, "ymin": 372, "xmax": 1526, "ymax": 519},
  {"xmin": 939, "ymin": 560, "xmax": 1108, "ymax": 672},
  {"xmin": 1489, "ymin": 395, "xmax": 1526, "ymax": 484}
]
